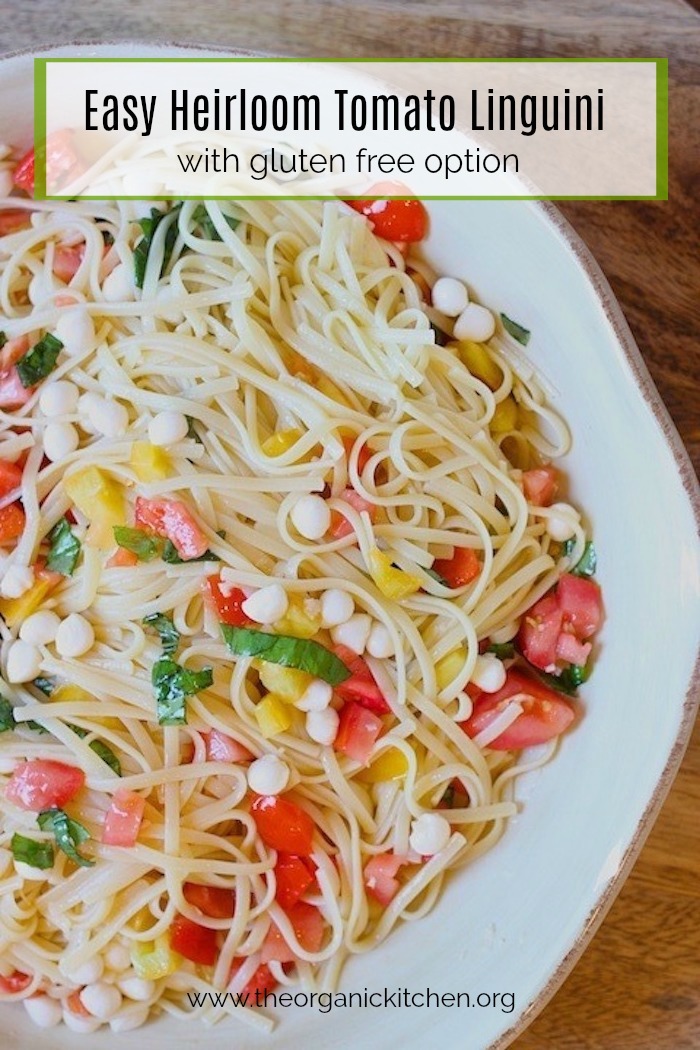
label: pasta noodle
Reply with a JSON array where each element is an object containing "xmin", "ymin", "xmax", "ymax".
[{"xmin": 0, "ymin": 175, "xmax": 602, "ymax": 1035}]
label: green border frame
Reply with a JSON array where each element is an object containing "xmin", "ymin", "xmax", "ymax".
[{"xmin": 34, "ymin": 57, "xmax": 668, "ymax": 202}]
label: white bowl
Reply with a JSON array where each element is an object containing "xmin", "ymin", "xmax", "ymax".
[{"xmin": 1, "ymin": 42, "xmax": 699, "ymax": 1050}]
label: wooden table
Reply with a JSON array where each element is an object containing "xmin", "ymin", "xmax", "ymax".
[{"xmin": 4, "ymin": 3, "xmax": 699, "ymax": 1047}]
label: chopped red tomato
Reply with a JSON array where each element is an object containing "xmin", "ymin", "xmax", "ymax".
[
  {"xmin": 0, "ymin": 335, "xmax": 29, "ymax": 370},
  {"xmin": 52, "ymin": 244, "xmax": 85, "ymax": 283},
  {"xmin": 346, "ymin": 184, "xmax": 428, "ymax": 243},
  {"xmin": 555, "ymin": 631, "xmax": 592, "ymax": 666},
  {"xmin": 556, "ymin": 573, "xmax": 602, "ymax": 639},
  {"xmin": 102, "ymin": 789, "xmax": 145, "ymax": 847},
  {"xmin": 522, "ymin": 466, "xmax": 558, "ymax": 507},
  {"xmin": 432, "ymin": 546, "xmax": 481, "ymax": 588},
  {"xmin": 0, "ymin": 971, "xmax": 32, "ymax": 995},
  {"xmin": 134, "ymin": 497, "xmax": 208, "ymax": 559},
  {"xmin": 274, "ymin": 853, "xmax": 315, "ymax": 911},
  {"xmin": 169, "ymin": 913, "xmax": 218, "ymax": 966},
  {"xmin": 204, "ymin": 728, "xmax": 253, "ymax": 763},
  {"xmin": 5, "ymin": 759, "xmax": 85, "ymax": 811},
  {"xmin": 260, "ymin": 901, "xmax": 325, "ymax": 963},
  {"xmin": 106, "ymin": 546, "xmax": 139, "ymax": 568},
  {"xmin": 461, "ymin": 668, "xmax": 575, "ymax": 750},
  {"xmin": 0, "ymin": 209, "xmax": 32, "ymax": 236},
  {"xmin": 364, "ymin": 852, "xmax": 406, "ymax": 905},
  {"xmin": 250, "ymin": 794, "xmax": 315, "ymax": 855},
  {"xmin": 342, "ymin": 435, "xmax": 372, "ymax": 474},
  {"xmin": 332, "ymin": 644, "xmax": 389, "ymax": 715},
  {"xmin": 229, "ymin": 959, "xmax": 278, "ymax": 1001},
  {"xmin": 334, "ymin": 702, "xmax": 384, "ymax": 764},
  {"xmin": 205, "ymin": 574, "xmax": 249, "ymax": 626},
  {"xmin": 65, "ymin": 989, "xmax": 91, "ymax": 1016},
  {"xmin": 183, "ymin": 882, "xmax": 236, "ymax": 919},
  {"xmin": 12, "ymin": 130, "xmax": 81, "ymax": 197},
  {"xmin": 0, "ymin": 368, "xmax": 32, "ymax": 410},
  {"xmin": 330, "ymin": 487, "xmax": 376, "ymax": 539},
  {"xmin": 0, "ymin": 460, "xmax": 22, "ymax": 499},
  {"xmin": 518, "ymin": 592, "xmax": 563, "ymax": 671}
]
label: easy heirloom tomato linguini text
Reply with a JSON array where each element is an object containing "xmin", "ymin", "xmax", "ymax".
[{"xmin": 0, "ymin": 143, "xmax": 603, "ymax": 1035}]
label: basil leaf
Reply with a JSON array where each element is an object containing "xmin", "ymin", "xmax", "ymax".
[
  {"xmin": 134, "ymin": 205, "xmax": 181, "ymax": 289},
  {"xmin": 16, "ymin": 333, "xmax": 63, "ymax": 388},
  {"xmin": 46, "ymin": 517, "xmax": 81, "ymax": 576},
  {"xmin": 191, "ymin": 204, "xmax": 240, "ymax": 241},
  {"xmin": 25, "ymin": 720, "xmax": 50, "ymax": 734},
  {"xmin": 0, "ymin": 696, "xmax": 16, "ymax": 732},
  {"xmin": 532, "ymin": 663, "xmax": 590, "ymax": 697},
  {"xmin": 487, "ymin": 642, "xmax": 516, "ymax": 660},
  {"xmin": 37, "ymin": 808, "xmax": 94, "ymax": 868},
  {"xmin": 143, "ymin": 612, "xmax": 180, "ymax": 656},
  {"xmin": 161, "ymin": 539, "xmax": 218, "ymax": 564},
  {"xmin": 69, "ymin": 724, "xmax": 122, "ymax": 775},
  {"xmin": 32, "ymin": 677, "xmax": 56, "ymax": 696},
  {"xmin": 500, "ymin": 313, "xmax": 531, "ymax": 346},
  {"xmin": 221, "ymin": 625, "xmax": 351, "ymax": 686},
  {"xmin": 113, "ymin": 526, "xmax": 161, "ymax": 561},
  {"xmin": 11, "ymin": 833, "xmax": 54, "ymax": 870},
  {"xmin": 430, "ymin": 321, "xmax": 450, "ymax": 347},
  {"xmin": 562, "ymin": 539, "xmax": 597, "ymax": 578},
  {"xmin": 153, "ymin": 657, "xmax": 213, "ymax": 726}
]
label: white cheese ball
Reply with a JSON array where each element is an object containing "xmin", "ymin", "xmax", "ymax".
[
  {"xmin": 290, "ymin": 494, "xmax": 331, "ymax": 540},
  {"xmin": 62, "ymin": 1009, "xmax": 102, "ymax": 1034},
  {"xmin": 19, "ymin": 611, "xmax": 61, "ymax": 648},
  {"xmin": 247, "ymin": 754, "xmax": 290, "ymax": 795},
  {"xmin": 80, "ymin": 982, "xmax": 122, "ymax": 1021},
  {"xmin": 241, "ymin": 584, "xmax": 288, "ymax": 625},
  {"xmin": 453, "ymin": 302, "xmax": 496, "ymax": 343},
  {"xmin": 116, "ymin": 975, "xmax": 156, "ymax": 1001},
  {"xmin": 64, "ymin": 956, "xmax": 104, "ymax": 986},
  {"xmin": 545, "ymin": 502, "xmax": 579, "ymax": 542},
  {"xmin": 431, "ymin": 276, "xmax": 469, "ymax": 317},
  {"xmin": 320, "ymin": 588, "xmax": 354, "ymax": 628},
  {"xmin": 0, "ymin": 564, "xmax": 34, "ymax": 599},
  {"xmin": 102, "ymin": 263, "xmax": 135, "ymax": 302},
  {"xmin": 104, "ymin": 943, "xmax": 132, "ymax": 974},
  {"xmin": 296, "ymin": 679, "xmax": 333, "ymax": 712},
  {"xmin": 6, "ymin": 639, "xmax": 43, "ymax": 683},
  {"xmin": 39, "ymin": 380, "xmax": 80, "ymax": 417},
  {"xmin": 43, "ymin": 421, "xmax": 79, "ymax": 462},
  {"xmin": 471, "ymin": 654, "xmax": 507, "ymax": 694},
  {"xmin": 55, "ymin": 307, "xmax": 95, "ymax": 356},
  {"xmin": 88, "ymin": 398, "xmax": 129, "ymax": 439},
  {"xmin": 23, "ymin": 994, "xmax": 63, "ymax": 1029},
  {"xmin": 409, "ymin": 813, "xmax": 452, "ymax": 856},
  {"xmin": 54, "ymin": 613, "xmax": 95, "ymax": 658},
  {"xmin": 306, "ymin": 707, "xmax": 340, "ymax": 746},
  {"xmin": 366, "ymin": 622, "xmax": 394, "ymax": 659},
  {"xmin": 109, "ymin": 1002, "xmax": 150, "ymax": 1033},
  {"xmin": 330, "ymin": 613, "xmax": 372, "ymax": 655},
  {"xmin": 148, "ymin": 410, "xmax": 189, "ymax": 447}
]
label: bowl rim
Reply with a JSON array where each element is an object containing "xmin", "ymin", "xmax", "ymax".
[{"xmin": 1, "ymin": 37, "xmax": 699, "ymax": 1050}]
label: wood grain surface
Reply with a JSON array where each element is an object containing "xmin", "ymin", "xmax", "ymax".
[{"xmin": 2, "ymin": 4, "xmax": 699, "ymax": 1048}]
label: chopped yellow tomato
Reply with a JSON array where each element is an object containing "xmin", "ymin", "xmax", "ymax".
[
  {"xmin": 254, "ymin": 694, "xmax": 293, "ymax": 738},
  {"xmin": 491, "ymin": 396, "xmax": 519, "ymax": 434},
  {"xmin": 455, "ymin": 340, "xmax": 503, "ymax": 391},
  {"xmin": 51, "ymin": 684, "xmax": 120, "ymax": 729},
  {"xmin": 64, "ymin": 467, "xmax": 125, "ymax": 548},
  {"xmin": 262, "ymin": 429, "xmax": 303, "ymax": 457},
  {"xmin": 0, "ymin": 576, "xmax": 53, "ymax": 628},
  {"xmin": 257, "ymin": 663, "xmax": 313, "ymax": 703},
  {"xmin": 359, "ymin": 747, "xmax": 409, "ymax": 783},
  {"xmin": 131, "ymin": 935, "xmax": 182, "ymax": 980},
  {"xmin": 317, "ymin": 376, "xmax": 349, "ymax": 406},
  {"xmin": 275, "ymin": 594, "xmax": 321, "ymax": 640},
  {"xmin": 130, "ymin": 442, "xmax": 172, "ymax": 481},
  {"xmin": 435, "ymin": 647, "xmax": 467, "ymax": 690},
  {"xmin": 368, "ymin": 549, "xmax": 422, "ymax": 600}
]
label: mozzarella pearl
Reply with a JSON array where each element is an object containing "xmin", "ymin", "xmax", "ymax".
[
  {"xmin": 545, "ymin": 502, "xmax": 579, "ymax": 542},
  {"xmin": 6, "ymin": 639, "xmax": 43, "ymax": 683},
  {"xmin": 431, "ymin": 276, "xmax": 469, "ymax": 317},
  {"xmin": 23, "ymin": 994, "xmax": 63, "ymax": 1029},
  {"xmin": 117, "ymin": 975, "xmax": 156, "ymax": 1001},
  {"xmin": 109, "ymin": 1002, "xmax": 150, "ymax": 1032},
  {"xmin": 320, "ymin": 588, "xmax": 354, "ymax": 628},
  {"xmin": 64, "ymin": 956, "xmax": 104, "ymax": 986},
  {"xmin": 306, "ymin": 707, "xmax": 340, "ymax": 745},
  {"xmin": 62, "ymin": 1009, "xmax": 102, "ymax": 1033},
  {"xmin": 241, "ymin": 584, "xmax": 288, "ymax": 625},
  {"xmin": 89, "ymin": 397, "xmax": 129, "ymax": 438},
  {"xmin": 104, "ymin": 944, "xmax": 132, "ymax": 973},
  {"xmin": 19, "ymin": 610, "xmax": 60, "ymax": 646},
  {"xmin": 55, "ymin": 307, "xmax": 95, "ymax": 356},
  {"xmin": 247, "ymin": 754, "xmax": 290, "ymax": 795},
  {"xmin": 43, "ymin": 421, "xmax": 79, "ymax": 462},
  {"xmin": 290, "ymin": 494, "xmax": 331, "ymax": 541},
  {"xmin": 409, "ymin": 813, "xmax": 452, "ymax": 856},
  {"xmin": 453, "ymin": 302, "xmax": 496, "ymax": 343},
  {"xmin": 330, "ymin": 613, "xmax": 372, "ymax": 655},
  {"xmin": 55, "ymin": 613, "xmax": 95, "ymax": 658},
  {"xmin": 0, "ymin": 564, "xmax": 34, "ymax": 599},
  {"xmin": 39, "ymin": 380, "xmax": 80, "ymax": 417},
  {"xmin": 296, "ymin": 679, "xmax": 333, "ymax": 712},
  {"xmin": 366, "ymin": 622, "xmax": 394, "ymax": 659},
  {"xmin": 102, "ymin": 263, "xmax": 135, "ymax": 302},
  {"xmin": 148, "ymin": 410, "xmax": 189, "ymax": 447},
  {"xmin": 80, "ymin": 982, "xmax": 122, "ymax": 1021},
  {"xmin": 471, "ymin": 654, "xmax": 507, "ymax": 693}
]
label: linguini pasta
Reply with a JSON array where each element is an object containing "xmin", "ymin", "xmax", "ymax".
[{"xmin": 0, "ymin": 178, "xmax": 600, "ymax": 1035}]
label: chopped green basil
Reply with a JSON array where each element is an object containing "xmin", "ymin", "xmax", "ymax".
[
  {"xmin": 69, "ymin": 725, "xmax": 121, "ymax": 775},
  {"xmin": 143, "ymin": 612, "xmax": 180, "ymax": 656},
  {"xmin": 134, "ymin": 204, "xmax": 181, "ymax": 289},
  {"xmin": 32, "ymin": 677, "xmax": 56, "ymax": 696},
  {"xmin": 221, "ymin": 625, "xmax": 351, "ymax": 686},
  {"xmin": 46, "ymin": 517, "xmax": 81, "ymax": 576},
  {"xmin": 11, "ymin": 832, "xmax": 54, "ymax": 870},
  {"xmin": 37, "ymin": 808, "xmax": 94, "ymax": 868},
  {"xmin": 153, "ymin": 657, "xmax": 213, "ymax": 726},
  {"xmin": 191, "ymin": 204, "xmax": 240, "ymax": 241},
  {"xmin": 16, "ymin": 333, "xmax": 63, "ymax": 388},
  {"xmin": 25, "ymin": 720, "xmax": 50, "ymax": 734},
  {"xmin": 562, "ymin": 539, "xmax": 597, "ymax": 578},
  {"xmin": 500, "ymin": 313, "xmax": 531, "ymax": 346},
  {"xmin": 113, "ymin": 526, "xmax": 161, "ymax": 562},
  {"xmin": 533, "ymin": 663, "xmax": 590, "ymax": 697},
  {"xmin": 161, "ymin": 539, "xmax": 218, "ymax": 564},
  {"xmin": 0, "ymin": 695, "xmax": 15, "ymax": 732},
  {"xmin": 487, "ymin": 642, "xmax": 516, "ymax": 660}
]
